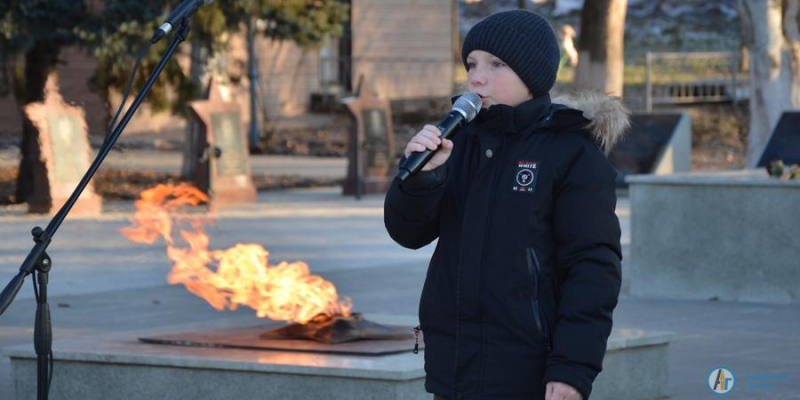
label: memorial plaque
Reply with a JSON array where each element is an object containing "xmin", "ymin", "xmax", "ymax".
[
  {"xmin": 46, "ymin": 114, "xmax": 87, "ymax": 183},
  {"xmin": 188, "ymin": 78, "xmax": 256, "ymax": 208},
  {"xmin": 342, "ymin": 78, "xmax": 396, "ymax": 196},
  {"xmin": 211, "ymin": 112, "xmax": 247, "ymax": 177},
  {"xmin": 757, "ymin": 112, "xmax": 800, "ymax": 167},
  {"xmin": 361, "ymin": 108, "xmax": 390, "ymax": 170},
  {"xmin": 24, "ymin": 75, "xmax": 102, "ymax": 215},
  {"xmin": 610, "ymin": 112, "xmax": 692, "ymax": 187}
]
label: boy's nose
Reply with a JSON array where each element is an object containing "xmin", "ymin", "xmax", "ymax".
[{"xmin": 468, "ymin": 71, "xmax": 486, "ymax": 87}]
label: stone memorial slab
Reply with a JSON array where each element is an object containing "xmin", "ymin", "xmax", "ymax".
[
  {"xmin": 627, "ymin": 170, "xmax": 800, "ymax": 303},
  {"xmin": 342, "ymin": 78, "xmax": 396, "ymax": 195},
  {"xmin": 24, "ymin": 75, "xmax": 102, "ymax": 215},
  {"xmin": 757, "ymin": 111, "xmax": 800, "ymax": 167},
  {"xmin": 188, "ymin": 78, "xmax": 256, "ymax": 208},
  {"xmin": 608, "ymin": 112, "xmax": 691, "ymax": 187},
  {"xmin": 138, "ymin": 322, "xmax": 421, "ymax": 356},
  {"xmin": 4, "ymin": 315, "xmax": 672, "ymax": 400}
]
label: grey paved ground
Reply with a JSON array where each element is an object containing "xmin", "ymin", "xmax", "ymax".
[
  {"xmin": 0, "ymin": 147, "xmax": 348, "ymax": 178},
  {"xmin": 0, "ymin": 184, "xmax": 798, "ymax": 399}
]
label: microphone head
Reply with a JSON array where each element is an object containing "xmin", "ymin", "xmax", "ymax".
[{"xmin": 452, "ymin": 92, "xmax": 482, "ymax": 122}]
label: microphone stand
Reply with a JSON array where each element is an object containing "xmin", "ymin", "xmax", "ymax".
[{"xmin": 0, "ymin": 20, "xmax": 192, "ymax": 400}]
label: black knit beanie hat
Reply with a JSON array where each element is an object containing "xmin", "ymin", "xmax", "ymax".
[{"xmin": 462, "ymin": 10, "xmax": 561, "ymax": 97}]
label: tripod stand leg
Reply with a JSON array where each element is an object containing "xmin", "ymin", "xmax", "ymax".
[{"xmin": 34, "ymin": 265, "xmax": 52, "ymax": 400}]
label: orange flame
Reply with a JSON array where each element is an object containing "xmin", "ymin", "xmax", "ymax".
[{"xmin": 121, "ymin": 183, "xmax": 352, "ymax": 324}]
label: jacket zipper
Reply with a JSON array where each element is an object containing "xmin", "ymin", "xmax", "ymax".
[
  {"xmin": 474, "ymin": 135, "xmax": 506, "ymax": 396},
  {"xmin": 413, "ymin": 325, "xmax": 421, "ymax": 354},
  {"xmin": 527, "ymin": 247, "xmax": 553, "ymax": 353}
]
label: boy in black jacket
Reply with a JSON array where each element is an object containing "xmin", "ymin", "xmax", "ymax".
[{"xmin": 384, "ymin": 9, "xmax": 629, "ymax": 400}]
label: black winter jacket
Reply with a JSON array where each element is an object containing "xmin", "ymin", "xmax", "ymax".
[{"xmin": 384, "ymin": 92, "xmax": 628, "ymax": 400}]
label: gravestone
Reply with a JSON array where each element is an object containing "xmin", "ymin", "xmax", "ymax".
[
  {"xmin": 341, "ymin": 79, "xmax": 396, "ymax": 195},
  {"xmin": 757, "ymin": 112, "xmax": 800, "ymax": 167},
  {"xmin": 188, "ymin": 78, "xmax": 256, "ymax": 208},
  {"xmin": 609, "ymin": 112, "xmax": 691, "ymax": 187},
  {"xmin": 24, "ymin": 75, "xmax": 102, "ymax": 215}
]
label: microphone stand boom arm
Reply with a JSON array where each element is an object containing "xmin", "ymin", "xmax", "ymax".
[{"xmin": 0, "ymin": 21, "xmax": 192, "ymax": 400}]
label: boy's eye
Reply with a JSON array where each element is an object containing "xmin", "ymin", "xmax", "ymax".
[
  {"xmin": 492, "ymin": 61, "xmax": 505, "ymax": 68},
  {"xmin": 466, "ymin": 62, "xmax": 476, "ymax": 70}
]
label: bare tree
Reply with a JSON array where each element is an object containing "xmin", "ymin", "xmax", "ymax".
[
  {"xmin": 739, "ymin": 0, "xmax": 800, "ymax": 166},
  {"xmin": 573, "ymin": 0, "xmax": 627, "ymax": 97}
]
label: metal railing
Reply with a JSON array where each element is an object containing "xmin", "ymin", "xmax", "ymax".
[{"xmin": 644, "ymin": 51, "xmax": 748, "ymax": 111}]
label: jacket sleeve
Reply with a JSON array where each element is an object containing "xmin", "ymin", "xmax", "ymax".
[
  {"xmin": 383, "ymin": 159, "xmax": 448, "ymax": 250},
  {"xmin": 543, "ymin": 142, "xmax": 622, "ymax": 400}
]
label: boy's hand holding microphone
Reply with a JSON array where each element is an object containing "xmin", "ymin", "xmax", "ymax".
[
  {"xmin": 404, "ymin": 125, "xmax": 454, "ymax": 172},
  {"xmin": 397, "ymin": 92, "xmax": 482, "ymax": 181}
]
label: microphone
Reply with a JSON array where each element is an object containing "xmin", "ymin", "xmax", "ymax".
[
  {"xmin": 150, "ymin": 0, "xmax": 214, "ymax": 44},
  {"xmin": 397, "ymin": 92, "xmax": 482, "ymax": 182}
]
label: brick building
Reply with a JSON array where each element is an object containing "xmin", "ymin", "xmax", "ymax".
[{"xmin": 0, "ymin": 0, "xmax": 455, "ymax": 139}]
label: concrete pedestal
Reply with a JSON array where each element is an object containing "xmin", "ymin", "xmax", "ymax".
[
  {"xmin": 4, "ymin": 317, "xmax": 672, "ymax": 400},
  {"xmin": 627, "ymin": 170, "xmax": 800, "ymax": 303},
  {"xmin": 593, "ymin": 328, "xmax": 672, "ymax": 400}
]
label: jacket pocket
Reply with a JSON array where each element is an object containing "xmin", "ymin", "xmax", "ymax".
[{"xmin": 526, "ymin": 247, "xmax": 553, "ymax": 353}]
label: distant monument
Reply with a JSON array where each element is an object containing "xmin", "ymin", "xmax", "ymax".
[
  {"xmin": 341, "ymin": 77, "xmax": 396, "ymax": 195},
  {"xmin": 610, "ymin": 112, "xmax": 692, "ymax": 187},
  {"xmin": 757, "ymin": 112, "xmax": 800, "ymax": 167},
  {"xmin": 187, "ymin": 78, "xmax": 257, "ymax": 208},
  {"xmin": 24, "ymin": 75, "xmax": 102, "ymax": 215}
]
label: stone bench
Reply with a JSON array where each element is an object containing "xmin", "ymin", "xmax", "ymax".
[
  {"xmin": 4, "ymin": 315, "xmax": 672, "ymax": 400},
  {"xmin": 627, "ymin": 170, "xmax": 800, "ymax": 303}
]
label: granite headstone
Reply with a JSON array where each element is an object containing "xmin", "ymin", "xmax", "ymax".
[
  {"xmin": 757, "ymin": 112, "xmax": 800, "ymax": 167},
  {"xmin": 188, "ymin": 78, "xmax": 256, "ymax": 208},
  {"xmin": 342, "ymin": 79, "xmax": 396, "ymax": 195},
  {"xmin": 611, "ymin": 112, "xmax": 692, "ymax": 187},
  {"xmin": 24, "ymin": 75, "xmax": 102, "ymax": 215}
]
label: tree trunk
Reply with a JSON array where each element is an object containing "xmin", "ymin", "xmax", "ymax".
[
  {"xmin": 739, "ymin": 0, "xmax": 800, "ymax": 166},
  {"xmin": 15, "ymin": 42, "xmax": 59, "ymax": 203},
  {"xmin": 452, "ymin": 0, "xmax": 462, "ymax": 94},
  {"xmin": 573, "ymin": 0, "xmax": 627, "ymax": 97},
  {"xmin": 453, "ymin": 0, "xmax": 461, "ymax": 63}
]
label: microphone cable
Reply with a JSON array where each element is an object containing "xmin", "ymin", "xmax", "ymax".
[{"xmin": 102, "ymin": 41, "xmax": 153, "ymax": 148}]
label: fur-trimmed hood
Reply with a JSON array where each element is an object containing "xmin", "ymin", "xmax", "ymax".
[
  {"xmin": 551, "ymin": 89, "xmax": 630, "ymax": 151},
  {"xmin": 451, "ymin": 89, "xmax": 630, "ymax": 151}
]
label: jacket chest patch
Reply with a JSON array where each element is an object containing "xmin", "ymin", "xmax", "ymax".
[{"xmin": 513, "ymin": 160, "xmax": 539, "ymax": 194}]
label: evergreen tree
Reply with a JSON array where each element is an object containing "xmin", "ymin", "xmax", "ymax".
[{"xmin": 1, "ymin": 0, "xmax": 348, "ymax": 203}]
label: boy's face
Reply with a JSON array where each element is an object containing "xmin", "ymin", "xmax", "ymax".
[{"xmin": 466, "ymin": 50, "xmax": 532, "ymax": 109}]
